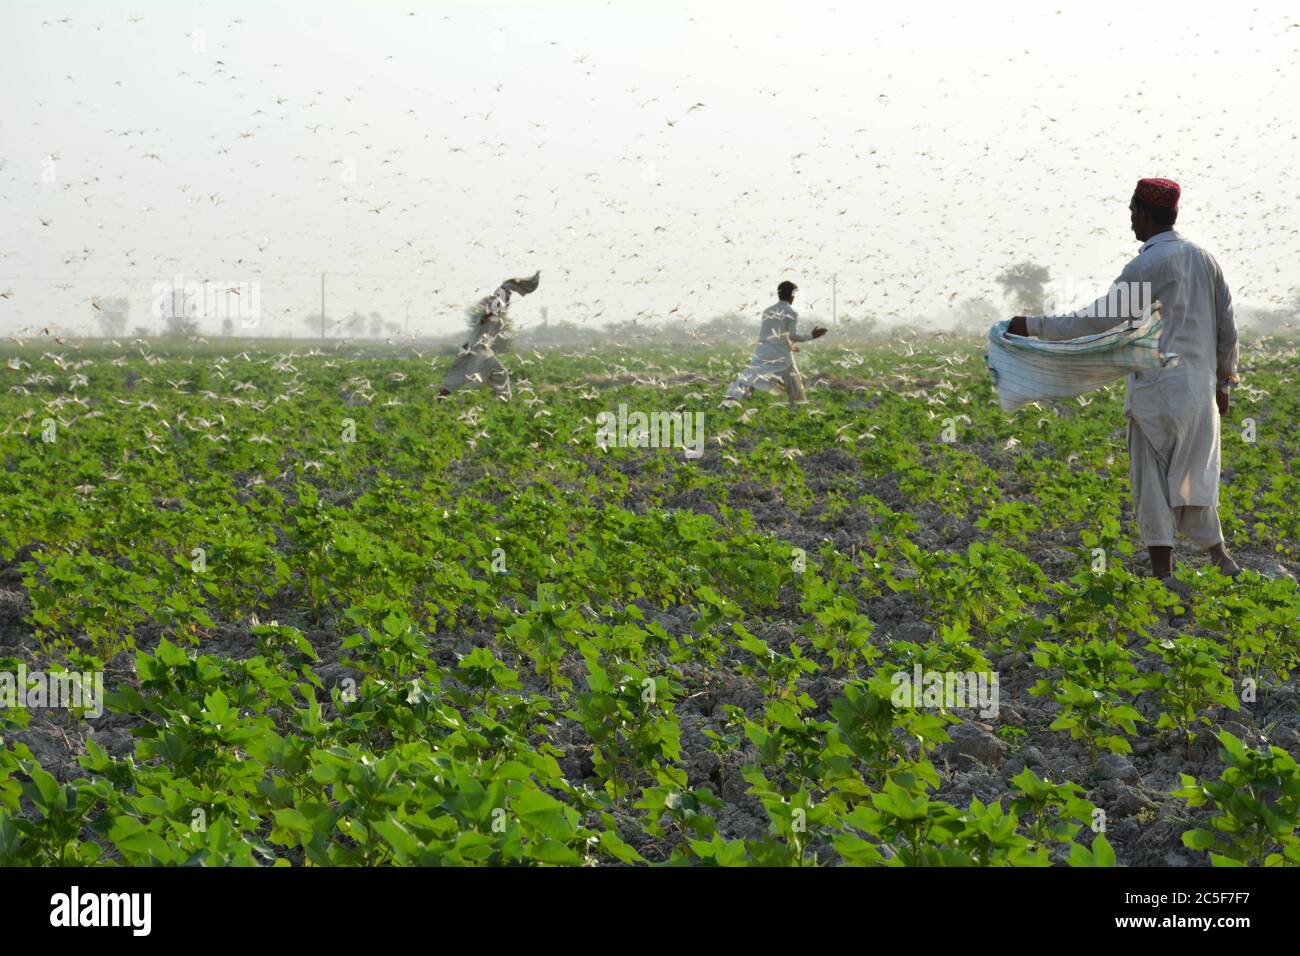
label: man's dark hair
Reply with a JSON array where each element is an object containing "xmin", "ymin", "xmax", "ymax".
[
  {"xmin": 777, "ymin": 280, "xmax": 798, "ymax": 300},
  {"xmin": 1133, "ymin": 197, "xmax": 1178, "ymax": 228}
]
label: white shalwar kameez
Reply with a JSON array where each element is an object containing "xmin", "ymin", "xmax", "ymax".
[
  {"xmin": 441, "ymin": 294, "xmax": 513, "ymax": 399},
  {"xmin": 1024, "ymin": 231, "xmax": 1238, "ymax": 548},
  {"xmin": 726, "ymin": 301, "xmax": 811, "ymax": 404}
]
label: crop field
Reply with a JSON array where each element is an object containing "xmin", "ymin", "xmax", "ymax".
[{"xmin": 1, "ymin": 337, "xmax": 1299, "ymax": 867}]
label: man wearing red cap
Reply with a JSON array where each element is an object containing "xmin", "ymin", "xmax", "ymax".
[{"xmin": 1007, "ymin": 179, "xmax": 1240, "ymax": 602}]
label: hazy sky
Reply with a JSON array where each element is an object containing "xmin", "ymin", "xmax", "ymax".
[{"xmin": 1, "ymin": 0, "xmax": 1297, "ymax": 338}]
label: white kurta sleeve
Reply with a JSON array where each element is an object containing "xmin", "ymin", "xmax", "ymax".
[
  {"xmin": 1025, "ymin": 263, "xmax": 1145, "ymax": 340},
  {"xmin": 1212, "ymin": 258, "xmax": 1239, "ymax": 390},
  {"xmin": 786, "ymin": 313, "xmax": 812, "ymax": 342}
]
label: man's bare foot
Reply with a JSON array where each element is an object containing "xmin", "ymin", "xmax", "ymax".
[{"xmin": 1207, "ymin": 543, "xmax": 1241, "ymax": 578}]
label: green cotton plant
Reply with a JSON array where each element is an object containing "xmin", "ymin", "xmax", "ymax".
[
  {"xmin": 735, "ymin": 439, "xmax": 812, "ymax": 504},
  {"xmin": 274, "ymin": 744, "xmax": 518, "ymax": 867},
  {"xmin": 98, "ymin": 638, "xmax": 318, "ymax": 857},
  {"xmin": 818, "ymin": 490, "xmax": 852, "ymax": 527},
  {"xmin": 1067, "ymin": 833, "xmax": 1118, "ymax": 867},
  {"xmin": 191, "ymin": 531, "xmax": 291, "ymax": 619},
  {"xmin": 671, "ymin": 514, "xmax": 793, "ymax": 610},
  {"xmin": 797, "ymin": 574, "xmax": 878, "ymax": 674},
  {"xmin": 887, "ymin": 538, "xmax": 1047, "ymax": 638},
  {"xmin": 686, "ymin": 833, "xmax": 750, "ymax": 866},
  {"xmin": 283, "ymin": 482, "xmax": 338, "ymax": 609},
  {"xmin": 268, "ymin": 747, "xmax": 389, "ymax": 865},
  {"xmin": 823, "ymin": 674, "xmax": 953, "ymax": 787},
  {"xmin": 826, "ymin": 677, "xmax": 909, "ymax": 787},
  {"xmin": 113, "ymin": 677, "xmax": 277, "ymax": 794},
  {"xmin": 0, "ymin": 759, "xmax": 109, "ymax": 866},
  {"xmin": 975, "ymin": 499, "xmax": 1043, "ymax": 543},
  {"xmin": 23, "ymin": 550, "xmax": 159, "ymax": 658},
  {"xmin": 1009, "ymin": 767, "xmax": 1098, "ymax": 852},
  {"xmin": 996, "ymin": 724, "xmax": 1029, "ymax": 749},
  {"xmin": 732, "ymin": 623, "xmax": 818, "ymax": 700},
  {"xmin": 1045, "ymin": 528, "xmax": 1169, "ymax": 642},
  {"xmin": 340, "ymin": 605, "xmax": 433, "ymax": 681},
  {"xmin": 884, "ymin": 619, "xmax": 994, "ymax": 688},
  {"xmin": 1175, "ymin": 731, "xmax": 1300, "ymax": 866},
  {"xmin": 1248, "ymin": 469, "xmax": 1300, "ymax": 550},
  {"xmin": 1193, "ymin": 571, "xmax": 1300, "ymax": 688},
  {"xmin": 741, "ymin": 698, "xmax": 831, "ymax": 799},
  {"xmin": 565, "ymin": 646, "xmax": 682, "ymax": 805},
  {"xmin": 78, "ymin": 730, "xmax": 277, "ymax": 868},
  {"xmin": 100, "ymin": 765, "xmax": 275, "ymax": 866},
  {"xmin": 251, "ymin": 620, "xmax": 320, "ymax": 681},
  {"xmin": 813, "ymin": 539, "xmax": 869, "ymax": 593},
  {"xmin": 1141, "ymin": 635, "xmax": 1239, "ymax": 752},
  {"xmin": 503, "ymin": 583, "xmax": 588, "ymax": 693},
  {"xmin": 582, "ymin": 608, "xmax": 677, "ymax": 665},
  {"xmin": 945, "ymin": 797, "xmax": 1047, "ymax": 867},
  {"xmin": 840, "ymin": 778, "xmax": 1043, "ymax": 867},
  {"xmin": 454, "ymin": 645, "xmax": 523, "ymax": 708},
  {"xmin": 424, "ymin": 556, "xmax": 496, "ymax": 630},
  {"xmin": 700, "ymin": 704, "xmax": 747, "ymax": 767},
  {"xmin": 336, "ymin": 668, "xmax": 446, "ymax": 750},
  {"xmin": 743, "ymin": 786, "xmax": 836, "ymax": 867},
  {"xmin": 685, "ymin": 583, "xmax": 741, "ymax": 665},
  {"xmin": 634, "ymin": 768, "xmax": 724, "ymax": 862},
  {"xmin": 421, "ymin": 691, "xmax": 559, "ymax": 772},
  {"xmin": 901, "ymin": 447, "xmax": 1000, "ymax": 517},
  {"xmin": 1029, "ymin": 637, "xmax": 1145, "ymax": 762}
]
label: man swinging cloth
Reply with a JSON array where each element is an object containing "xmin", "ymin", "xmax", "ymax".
[{"xmin": 1008, "ymin": 178, "xmax": 1240, "ymax": 596}]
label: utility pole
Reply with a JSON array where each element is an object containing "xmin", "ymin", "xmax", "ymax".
[
  {"xmin": 404, "ymin": 300, "xmax": 410, "ymax": 337},
  {"xmin": 831, "ymin": 274, "xmax": 837, "ymax": 327},
  {"xmin": 320, "ymin": 272, "xmax": 326, "ymax": 339}
]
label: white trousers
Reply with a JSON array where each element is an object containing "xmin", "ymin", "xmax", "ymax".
[
  {"xmin": 1128, "ymin": 418, "xmax": 1223, "ymax": 549},
  {"xmin": 725, "ymin": 367, "xmax": 806, "ymax": 404}
]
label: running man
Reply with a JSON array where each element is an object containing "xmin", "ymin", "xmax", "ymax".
[{"xmin": 725, "ymin": 280, "xmax": 827, "ymax": 407}]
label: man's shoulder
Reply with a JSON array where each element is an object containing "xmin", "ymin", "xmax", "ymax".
[
  {"xmin": 1130, "ymin": 232, "xmax": 1210, "ymax": 267},
  {"xmin": 1168, "ymin": 235, "xmax": 1224, "ymax": 274},
  {"xmin": 1141, "ymin": 231, "xmax": 1214, "ymax": 257},
  {"xmin": 1182, "ymin": 236, "xmax": 1221, "ymax": 266},
  {"xmin": 1170, "ymin": 234, "xmax": 1214, "ymax": 256},
  {"xmin": 766, "ymin": 300, "xmax": 796, "ymax": 316},
  {"xmin": 1128, "ymin": 235, "xmax": 1225, "ymax": 288}
]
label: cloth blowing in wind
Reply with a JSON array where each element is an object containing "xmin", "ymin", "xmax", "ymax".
[
  {"xmin": 438, "ymin": 271, "xmax": 540, "ymax": 400},
  {"xmin": 986, "ymin": 299, "xmax": 1170, "ymax": 413},
  {"xmin": 1006, "ymin": 178, "xmax": 1240, "ymax": 607},
  {"xmin": 725, "ymin": 280, "xmax": 827, "ymax": 408}
]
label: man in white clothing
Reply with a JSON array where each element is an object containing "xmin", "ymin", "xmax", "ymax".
[
  {"xmin": 725, "ymin": 280, "xmax": 828, "ymax": 408},
  {"xmin": 438, "ymin": 271, "xmax": 539, "ymax": 400},
  {"xmin": 1008, "ymin": 178, "xmax": 1240, "ymax": 598}
]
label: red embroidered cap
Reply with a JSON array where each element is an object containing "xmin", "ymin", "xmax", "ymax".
[{"xmin": 1134, "ymin": 177, "xmax": 1180, "ymax": 208}]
